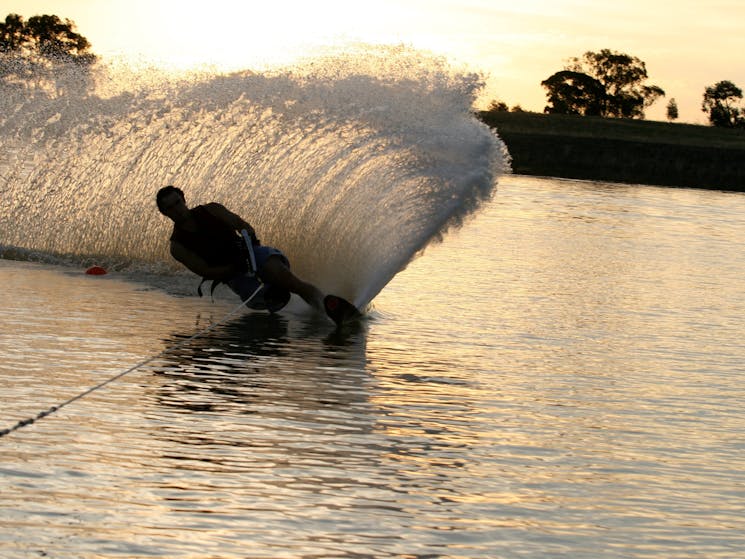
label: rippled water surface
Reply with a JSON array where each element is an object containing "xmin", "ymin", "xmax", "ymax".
[{"xmin": 2, "ymin": 176, "xmax": 744, "ymax": 558}]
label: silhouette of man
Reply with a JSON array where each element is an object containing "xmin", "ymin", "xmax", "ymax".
[{"xmin": 156, "ymin": 185, "xmax": 324, "ymax": 312}]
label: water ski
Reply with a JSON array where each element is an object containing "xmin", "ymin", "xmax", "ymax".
[{"xmin": 324, "ymin": 295, "xmax": 362, "ymax": 326}]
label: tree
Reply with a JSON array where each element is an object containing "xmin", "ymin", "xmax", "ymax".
[
  {"xmin": 0, "ymin": 13, "xmax": 96, "ymax": 95},
  {"xmin": 666, "ymin": 98, "xmax": 679, "ymax": 122},
  {"xmin": 487, "ymin": 99, "xmax": 509, "ymax": 112},
  {"xmin": 701, "ymin": 80, "xmax": 743, "ymax": 128},
  {"xmin": 541, "ymin": 70, "xmax": 606, "ymax": 116},
  {"xmin": 542, "ymin": 49, "xmax": 665, "ymax": 118}
]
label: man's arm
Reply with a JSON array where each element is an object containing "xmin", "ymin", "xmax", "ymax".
[
  {"xmin": 170, "ymin": 240, "xmax": 242, "ymax": 280},
  {"xmin": 203, "ymin": 202, "xmax": 259, "ymax": 243}
]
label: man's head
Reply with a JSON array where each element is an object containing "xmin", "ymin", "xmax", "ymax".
[{"xmin": 156, "ymin": 185, "xmax": 185, "ymax": 215}]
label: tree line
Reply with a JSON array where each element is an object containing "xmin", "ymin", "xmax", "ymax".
[
  {"xmin": 491, "ymin": 48, "xmax": 743, "ymax": 129},
  {"xmin": 2, "ymin": 13, "xmax": 744, "ymax": 128},
  {"xmin": 1, "ymin": 13, "xmax": 96, "ymax": 96}
]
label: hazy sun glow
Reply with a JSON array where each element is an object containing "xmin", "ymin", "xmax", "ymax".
[
  {"xmin": 4, "ymin": 0, "xmax": 745, "ymax": 122},
  {"xmin": 87, "ymin": 0, "xmax": 429, "ymax": 71}
]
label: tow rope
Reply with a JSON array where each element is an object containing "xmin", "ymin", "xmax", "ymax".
[{"xmin": 0, "ymin": 283, "xmax": 263, "ymax": 439}]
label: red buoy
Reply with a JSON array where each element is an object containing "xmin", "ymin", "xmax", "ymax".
[{"xmin": 85, "ymin": 266, "xmax": 107, "ymax": 275}]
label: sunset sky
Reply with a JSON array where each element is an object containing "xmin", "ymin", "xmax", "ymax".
[{"xmin": 4, "ymin": 0, "xmax": 745, "ymax": 123}]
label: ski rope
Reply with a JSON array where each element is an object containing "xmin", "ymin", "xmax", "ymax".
[{"xmin": 0, "ymin": 284, "xmax": 263, "ymax": 439}]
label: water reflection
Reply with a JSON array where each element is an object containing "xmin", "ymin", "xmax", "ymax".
[
  {"xmin": 3, "ymin": 177, "xmax": 745, "ymax": 558},
  {"xmin": 130, "ymin": 309, "xmax": 506, "ymax": 556},
  {"xmin": 148, "ymin": 311, "xmax": 370, "ymax": 414},
  {"xmin": 143, "ymin": 311, "xmax": 375, "ymax": 464}
]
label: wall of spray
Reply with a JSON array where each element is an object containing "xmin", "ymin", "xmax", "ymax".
[{"xmin": 0, "ymin": 46, "xmax": 508, "ymax": 306}]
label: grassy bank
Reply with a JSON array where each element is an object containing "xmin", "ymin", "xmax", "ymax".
[{"xmin": 479, "ymin": 111, "xmax": 745, "ymax": 191}]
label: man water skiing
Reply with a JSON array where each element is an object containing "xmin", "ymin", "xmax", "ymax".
[{"xmin": 156, "ymin": 185, "xmax": 324, "ymax": 312}]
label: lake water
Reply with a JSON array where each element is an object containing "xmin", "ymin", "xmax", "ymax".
[{"xmin": 2, "ymin": 175, "xmax": 743, "ymax": 558}]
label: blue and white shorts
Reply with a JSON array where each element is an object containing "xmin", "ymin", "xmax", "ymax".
[{"xmin": 226, "ymin": 245, "xmax": 292, "ymax": 312}]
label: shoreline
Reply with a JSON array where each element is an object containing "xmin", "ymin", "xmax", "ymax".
[{"xmin": 479, "ymin": 111, "xmax": 745, "ymax": 192}]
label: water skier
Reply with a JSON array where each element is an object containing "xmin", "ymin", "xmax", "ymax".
[{"xmin": 156, "ymin": 185, "xmax": 324, "ymax": 312}]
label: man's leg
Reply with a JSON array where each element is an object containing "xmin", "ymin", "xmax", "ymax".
[{"xmin": 260, "ymin": 256, "xmax": 324, "ymax": 310}]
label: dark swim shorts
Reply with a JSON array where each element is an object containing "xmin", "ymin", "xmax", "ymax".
[{"xmin": 226, "ymin": 245, "xmax": 292, "ymax": 312}]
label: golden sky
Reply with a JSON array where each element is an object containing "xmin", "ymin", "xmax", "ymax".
[{"xmin": 4, "ymin": 0, "xmax": 745, "ymax": 123}]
